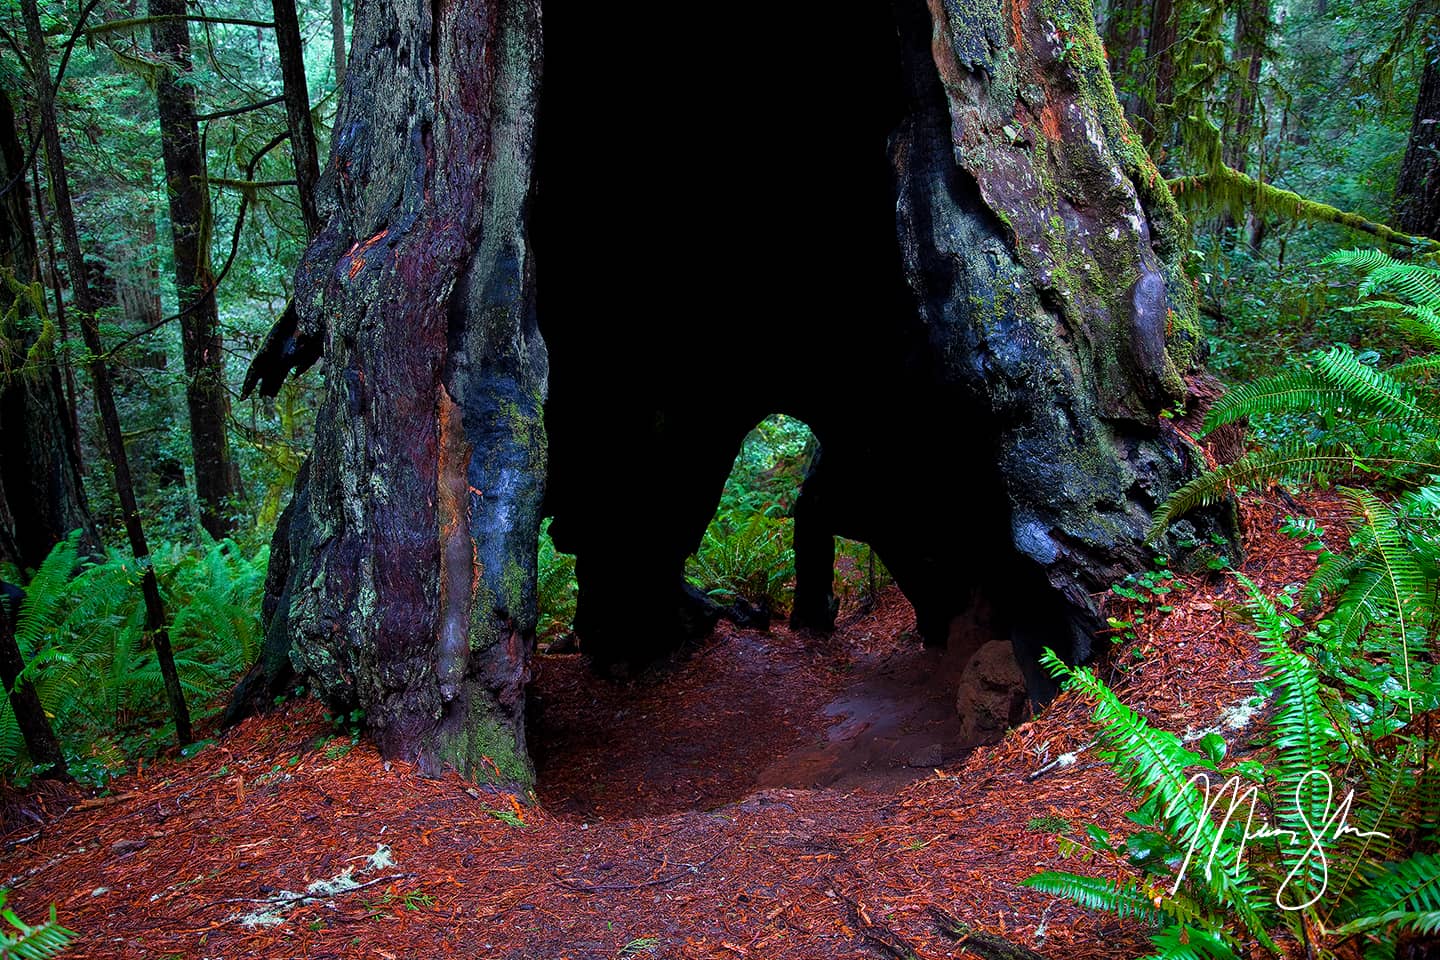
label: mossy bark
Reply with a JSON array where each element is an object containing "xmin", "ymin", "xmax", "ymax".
[
  {"xmin": 887, "ymin": 0, "xmax": 1226, "ymax": 662},
  {"xmin": 279, "ymin": 0, "xmax": 545, "ymax": 785},
  {"xmin": 259, "ymin": 0, "xmax": 1229, "ymax": 782}
]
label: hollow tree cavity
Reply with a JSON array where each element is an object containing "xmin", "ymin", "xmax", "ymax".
[{"xmin": 239, "ymin": 0, "xmax": 1232, "ymax": 786}]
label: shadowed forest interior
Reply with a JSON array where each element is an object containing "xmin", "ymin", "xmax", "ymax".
[{"xmin": 1, "ymin": 0, "xmax": 1439, "ymax": 955}]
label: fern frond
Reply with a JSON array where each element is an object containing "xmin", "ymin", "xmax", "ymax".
[
  {"xmin": 1313, "ymin": 346, "xmax": 1430, "ymax": 421},
  {"xmin": 1040, "ymin": 652, "xmax": 1274, "ymax": 947},
  {"xmin": 1305, "ymin": 550, "xmax": 1364, "ymax": 606},
  {"xmin": 1322, "ymin": 248, "xmax": 1404, "ymax": 274},
  {"xmin": 1140, "ymin": 923, "xmax": 1243, "ymax": 960},
  {"xmin": 1358, "ymin": 262, "xmax": 1440, "ymax": 306},
  {"xmin": 0, "ymin": 897, "xmax": 74, "ymax": 960},
  {"xmin": 1339, "ymin": 488, "xmax": 1432, "ymax": 697},
  {"xmin": 1021, "ymin": 871, "xmax": 1167, "ymax": 925},
  {"xmin": 1347, "ymin": 300, "xmax": 1440, "ymax": 349},
  {"xmin": 1387, "ymin": 354, "xmax": 1440, "ymax": 381},
  {"xmin": 1151, "ymin": 445, "xmax": 1358, "ymax": 535},
  {"xmin": 14, "ymin": 534, "xmax": 81, "ymax": 654},
  {"xmin": 1348, "ymin": 853, "xmax": 1440, "ymax": 925},
  {"xmin": 1200, "ymin": 370, "xmax": 1348, "ymax": 434}
]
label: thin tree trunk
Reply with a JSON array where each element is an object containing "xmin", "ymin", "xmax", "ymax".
[
  {"xmin": 28, "ymin": 161, "xmax": 82, "ymax": 465},
  {"xmin": 271, "ymin": 0, "xmax": 322, "ymax": 236},
  {"xmin": 1396, "ymin": 19, "xmax": 1440, "ymax": 239},
  {"xmin": 148, "ymin": 0, "xmax": 241, "ymax": 540},
  {"xmin": 1222, "ymin": 0, "xmax": 1270, "ymax": 246},
  {"xmin": 22, "ymin": 0, "xmax": 192, "ymax": 746},
  {"xmin": 1101, "ymin": 0, "xmax": 1148, "ymax": 117},
  {"xmin": 1138, "ymin": 0, "xmax": 1178, "ymax": 150},
  {"xmin": 0, "ymin": 89, "xmax": 98, "ymax": 571},
  {"xmin": 330, "ymin": 0, "xmax": 347, "ymax": 86},
  {"xmin": 0, "ymin": 582, "xmax": 67, "ymax": 780}
]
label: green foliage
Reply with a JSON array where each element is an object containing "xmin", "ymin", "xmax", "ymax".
[
  {"xmin": 1031, "ymin": 650, "xmax": 1274, "ymax": 955},
  {"xmin": 685, "ymin": 415, "xmax": 814, "ymax": 612},
  {"xmin": 1034, "ymin": 455, "xmax": 1439, "ymax": 960},
  {"xmin": 0, "ymin": 891, "xmax": 73, "ymax": 960},
  {"xmin": 536, "ymin": 518, "xmax": 577, "ymax": 643},
  {"xmin": 1144, "ymin": 242, "xmax": 1440, "ymax": 949},
  {"xmin": 688, "ymin": 512, "xmax": 795, "ymax": 611},
  {"xmin": 0, "ymin": 532, "xmax": 267, "ymax": 784},
  {"xmin": 1107, "ymin": 558, "xmax": 1184, "ymax": 645},
  {"xmin": 1156, "ymin": 249, "xmax": 1440, "ymax": 536}
]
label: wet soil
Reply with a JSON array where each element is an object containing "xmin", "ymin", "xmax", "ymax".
[{"xmin": 532, "ymin": 589, "xmax": 975, "ymax": 819}]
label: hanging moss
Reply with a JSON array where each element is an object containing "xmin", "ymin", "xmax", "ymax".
[{"xmin": 1168, "ymin": 165, "xmax": 1439, "ymax": 250}]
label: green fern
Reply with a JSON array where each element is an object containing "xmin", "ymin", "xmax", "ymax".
[
  {"xmin": 0, "ymin": 891, "xmax": 73, "ymax": 959},
  {"xmin": 1037, "ymin": 650, "xmax": 1275, "ymax": 951},
  {"xmin": 1322, "ymin": 248, "xmax": 1403, "ymax": 273},
  {"xmin": 1158, "ymin": 249, "xmax": 1440, "ymax": 542},
  {"xmin": 2, "ymin": 537, "xmax": 266, "ymax": 782},
  {"xmin": 1333, "ymin": 852, "xmax": 1440, "ymax": 946},
  {"xmin": 536, "ymin": 518, "xmax": 577, "ymax": 642},
  {"xmin": 1151, "ymin": 445, "xmax": 1363, "ymax": 536},
  {"xmin": 1021, "ymin": 872, "xmax": 1167, "ymax": 925},
  {"xmin": 1200, "ymin": 370, "xmax": 1347, "ymax": 434}
]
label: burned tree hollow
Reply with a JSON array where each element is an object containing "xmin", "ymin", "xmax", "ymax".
[{"xmin": 249, "ymin": 0, "xmax": 1233, "ymax": 786}]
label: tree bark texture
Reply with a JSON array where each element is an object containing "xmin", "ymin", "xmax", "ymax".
[
  {"xmin": 330, "ymin": 0, "xmax": 347, "ymax": 86},
  {"xmin": 0, "ymin": 89, "xmax": 99, "ymax": 572},
  {"xmin": 260, "ymin": 0, "xmax": 1224, "ymax": 785},
  {"xmin": 149, "ymin": 0, "xmax": 241, "ymax": 540},
  {"xmin": 280, "ymin": 0, "xmax": 545, "ymax": 782},
  {"xmin": 1396, "ymin": 21, "xmax": 1440, "ymax": 239}
]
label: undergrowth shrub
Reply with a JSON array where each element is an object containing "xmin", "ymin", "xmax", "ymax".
[
  {"xmin": 686, "ymin": 415, "xmax": 813, "ymax": 612},
  {"xmin": 0, "ymin": 533, "xmax": 267, "ymax": 784},
  {"xmin": 1030, "ymin": 248, "xmax": 1440, "ymax": 958},
  {"xmin": 536, "ymin": 517, "xmax": 577, "ymax": 643}
]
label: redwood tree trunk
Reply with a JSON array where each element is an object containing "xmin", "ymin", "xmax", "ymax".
[
  {"xmin": 1396, "ymin": 20, "xmax": 1440, "ymax": 239},
  {"xmin": 280, "ymin": 0, "xmax": 545, "ymax": 783},
  {"xmin": 0, "ymin": 89, "xmax": 98, "ymax": 571},
  {"xmin": 149, "ymin": 0, "xmax": 241, "ymax": 540},
  {"xmin": 257, "ymin": 0, "xmax": 1223, "ymax": 785}
]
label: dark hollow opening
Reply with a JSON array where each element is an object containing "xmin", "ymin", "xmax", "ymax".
[{"xmin": 528, "ymin": 0, "xmax": 1074, "ymax": 807}]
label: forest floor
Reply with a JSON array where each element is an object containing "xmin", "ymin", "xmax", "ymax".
[{"xmin": 0, "ymin": 491, "xmax": 1348, "ymax": 960}]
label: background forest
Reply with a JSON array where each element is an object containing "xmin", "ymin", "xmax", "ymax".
[{"xmin": 0, "ymin": 0, "xmax": 1438, "ymax": 954}]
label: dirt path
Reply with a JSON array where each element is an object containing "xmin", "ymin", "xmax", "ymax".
[
  {"xmin": 533, "ymin": 591, "xmax": 971, "ymax": 818},
  {"xmin": 0, "ymin": 492, "xmax": 1346, "ymax": 959}
]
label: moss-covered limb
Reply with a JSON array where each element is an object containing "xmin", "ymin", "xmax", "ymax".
[{"xmin": 1168, "ymin": 165, "xmax": 1440, "ymax": 250}]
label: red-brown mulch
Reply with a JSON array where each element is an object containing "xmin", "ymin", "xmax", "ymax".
[{"xmin": 0, "ymin": 491, "xmax": 1347, "ymax": 959}]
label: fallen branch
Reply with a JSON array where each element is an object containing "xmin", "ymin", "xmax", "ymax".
[
  {"xmin": 928, "ymin": 905, "xmax": 1047, "ymax": 960},
  {"xmin": 1168, "ymin": 165, "xmax": 1440, "ymax": 250},
  {"xmin": 553, "ymin": 848, "xmax": 722, "ymax": 893},
  {"xmin": 831, "ymin": 888, "xmax": 920, "ymax": 960}
]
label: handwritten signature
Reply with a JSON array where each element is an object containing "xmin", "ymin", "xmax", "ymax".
[{"xmin": 1168, "ymin": 771, "xmax": 1389, "ymax": 911}]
